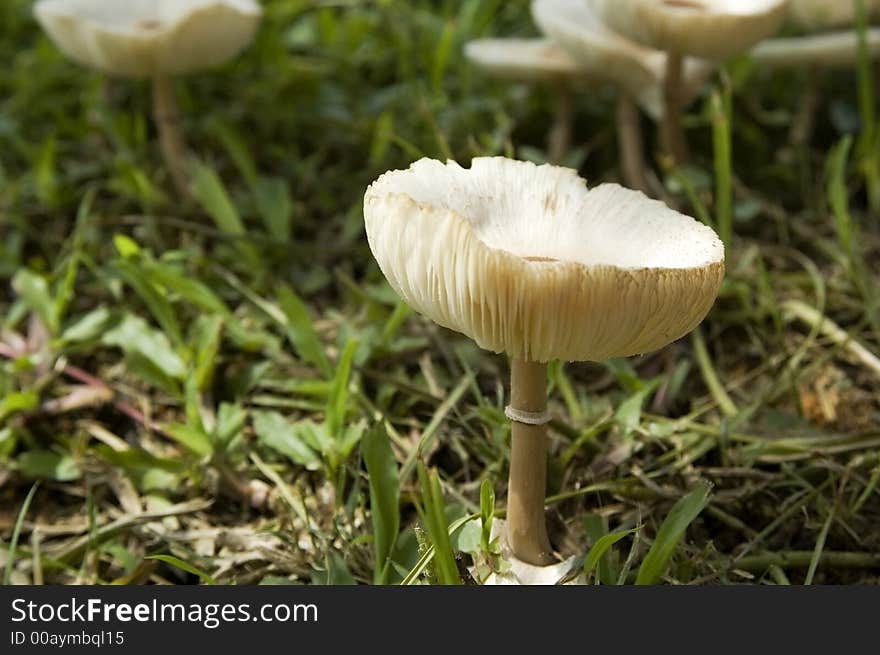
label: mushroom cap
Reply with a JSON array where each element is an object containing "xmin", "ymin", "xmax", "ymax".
[
  {"xmin": 788, "ymin": 0, "xmax": 880, "ymax": 31},
  {"xmin": 363, "ymin": 157, "xmax": 725, "ymax": 363},
  {"xmin": 752, "ymin": 28, "xmax": 880, "ymax": 68},
  {"xmin": 464, "ymin": 38, "xmax": 582, "ymax": 81},
  {"xmin": 531, "ymin": 0, "xmax": 715, "ymax": 121},
  {"xmin": 592, "ymin": 0, "xmax": 790, "ymax": 60},
  {"xmin": 34, "ymin": 0, "xmax": 262, "ymax": 77}
]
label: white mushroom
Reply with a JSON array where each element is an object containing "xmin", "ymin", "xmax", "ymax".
[
  {"xmin": 788, "ymin": 0, "xmax": 880, "ymax": 31},
  {"xmin": 35, "ymin": 0, "xmax": 263, "ymax": 196},
  {"xmin": 531, "ymin": 0, "xmax": 715, "ymax": 191},
  {"xmin": 592, "ymin": 0, "xmax": 789, "ymax": 163},
  {"xmin": 752, "ymin": 27, "xmax": 880, "ymax": 68},
  {"xmin": 364, "ymin": 157, "xmax": 724, "ymax": 565}
]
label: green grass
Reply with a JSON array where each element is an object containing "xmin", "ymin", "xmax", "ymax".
[{"xmin": 1, "ymin": 0, "xmax": 879, "ymax": 586}]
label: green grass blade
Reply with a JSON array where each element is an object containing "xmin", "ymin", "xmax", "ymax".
[
  {"xmin": 636, "ymin": 481, "xmax": 712, "ymax": 585},
  {"xmin": 362, "ymin": 424, "xmax": 400, "ymax": 584},
  {"xmin": 804, "ymin": 503, "xmax": 834, "ymax": 585},
  {"xmin": 146, "ymin": 554, "xmax": 217, "ymax": 585},
  {"xmin": 479, "ymin": 479, "xmax": 494, "ymax": 553},
  {"xmin": 416, "ymin": 463, "xmax": 460, "ymax": 585},
  {"xmin": 711, "ymin": 87, "xmax": 733, "ymax": 248},
  {"xmin": 584, "ymin": 528, "xmax": 637, "ymax": 581},
  {"xmin": 277, "ymin": 284, "xmax": 332, "ymax": 377},
  {"xmin": 4, "ymin": 482, "xmax": 40, "ymax": 585},
  {"xmin": 12, "ymin": 269, "xmax": 57, "ymax": 334},
  {"xmin": 326, "ymin": 340, "xmax": 358, "ymax": 438}
]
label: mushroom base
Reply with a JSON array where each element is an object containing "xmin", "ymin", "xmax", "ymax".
[{"xmin": 479, "ymin": 519, "xmax": 582, "ymax": 585}]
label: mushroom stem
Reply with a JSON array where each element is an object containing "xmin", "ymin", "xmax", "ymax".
[
  {"xmin": 548, "ymin": 83, "xmax": 574, "ymax": 164},
  {"xmin": 662, "ymin": 51, "xmax": 688, "ymax": 166},
  {"xmin": 506, "ymin": 358, "xmax": 553, "ymax": 566},
  {"xmin": 152, "ymin": 73, "xmax": 191, "ymax": 197},
  {"xmin": 789, "ymin": 67, "xmax": 820, "ymax": 148},
  {"xmin": 615, "ymin": 94, "xmax": 649, "ymax": 194}
]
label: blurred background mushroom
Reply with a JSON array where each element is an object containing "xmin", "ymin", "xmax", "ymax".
[
  {"xmin": 788, "ymin": 0, "xmax": 880, "ymax": 31},
  {"xmin": 531, "ymin": 0, "xmax": 715, "ymax": 193},
  {"xmin": 754, "ymin": 0, "xmax": 880, "ymax": 155},
  {"xmin": 363, "ymin": 157, "xmax": 725, "ymax": 568},
  {"xmin": 464, "ymin": 38, "xmax": 581, "ymax": 165},
  {"xmin": 34, "ymin": 0, "xmax": 263, "ymax": 196},
  {"xmin": 753, "ymin": 27, "xmax": 880, "ymax": 69},
  {"xmin": 592, "ymin": 0, "xmax": 789, "ymax": 165}
]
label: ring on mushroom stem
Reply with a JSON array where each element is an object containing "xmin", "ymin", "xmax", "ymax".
[
  {"xmin": 363, "ymin": 156, "xmax": 725, "ymax": 570},
  {"xmin": 34, "ymin": 0, "xmax": 263, "ymax": 198}
]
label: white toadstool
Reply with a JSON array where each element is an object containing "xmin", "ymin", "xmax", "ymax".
[
  {"xmin": 531, "ymin": 0, "xmax": 714, "ymax": 192},
  {"xmin": 364, "ymin": 156, "xmax": 725, "ymax": 566},
  {"xmin": 752, "ymin": 5, "xmax": 880, "ymax": 148},
  {"xmin": 464, "ymin": 38, "xmax": 581, "ymax": 164},
  {"xmin": 592, "ymin": 0, "xmax": 789, "ymax": 164},
  {"xmin": 788, "ymin": 0, "xmax": 880, "ymax": 31},
  {"xmin": 34, "ymin": 0, "xmax": 263, "ymax": 196},
  {"xmin": 752, "ymin": 27, "xmax": 880, "ymax": 68}
]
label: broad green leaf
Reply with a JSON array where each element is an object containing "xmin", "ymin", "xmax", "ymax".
[
  {"xmin": 12, "ymin": 269, "xmax": 57, "ymax": 333},
  {"xmin": 252, "ymin": 410, "xmax": 321, "ymax": 469},
  {"xmin": 211, "ymin": 122, "xmax": 260, "ymax": 189},
  {"xmin": 0, "ymin": 391, "xmax": 39, "ymax": 423},
  {"xmin": 59, "ymin": 306, "xmax": 112, "ymax": 344},
  {"xmin": 163, "ymin": 423, "xmax": 213, "ymax": 457},
  {"xmin": 584, "ymin": 529, "xmax": 636, "ymax": 581},
  {"xmin": 213, "ymin": 402, "xmax": 246, "ymax": 450},
  {"xmin": 191, "ymin": 163, "xmax": 261, "ymax": 269},
  {"xmin": 191, "ymin": 162, "xmax": 245, "ymax": 235},
  {"xmin": 362, "ymin": 424, "xmax": 400, "ymax": 584},
  {"xmin": 584, "ymin": 514, "xmax": 617, "ymax": 585},
  {"xmin": 102, "ymin": 543, "xmax": 138, "ymax": 576},
  {"xmin": 190, "ymin": 314, "xmax": 224, "ymax": 391},
  {"xmin": 114, "ymin": 259, "xmax": 183, "ymax": 347},
  {"xmin": 102, "ymin": 314, "xmax": 186, "ymax": 380},
  {"xmin": 615, "ymin": 379, "xmax": 660, "ymax": 440},
  {"xmin": 636, "ymin": 481, "xmax": 712, "ymax": 585},
  {"xmin": 113, "ymin": 234, "xmax": 141, "ymax": 258},
  {"xmin": 277, "ymin": 285, "xmax": 331, "ymax": 376},
  {"xmin": 0, "ymin": 427, "xmax": 17, "ymax": 459},
  {"xmin": 254, "ymin": 177, "xmax": 293, "ymax": 242},
  {"xmin": 311, "ymin": 551, "xmax": 356, "ymax": 585},
  {"xmin": 17, "ymin": 450, "xmax": 80, "ymax": 481},
  {"xmin": 454, "ymin": 518, "xmax": 481, "ymax": 555},
  {"xmin": 146, "ymin": 262, "xmax": 230, "ymax": 315}
]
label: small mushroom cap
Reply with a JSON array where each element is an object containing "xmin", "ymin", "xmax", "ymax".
[
  {"xmin": 34, "ymin": 0, "xmax": 262, "ymax": 77},
  {"xmin": 788, "ymin": 0, "xmax": 880, "ymax": 31},
  {"xmin": 364, "ymin": 157, "xmax": 725, "ymax": 363},
  {"xmin": 752, "ymin": 28, "xmax": 880, "ymax": 68},
  {"xmin": 464, "ymin": 38, "xmax": 582, "ymax": 81},
  {"xmin": 593, "ymin": 0, "xmax": 790, "ymax": 60},
  {"xmin": 531, "ymin": 0, "xmax": 714, "ymax": 121}
]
